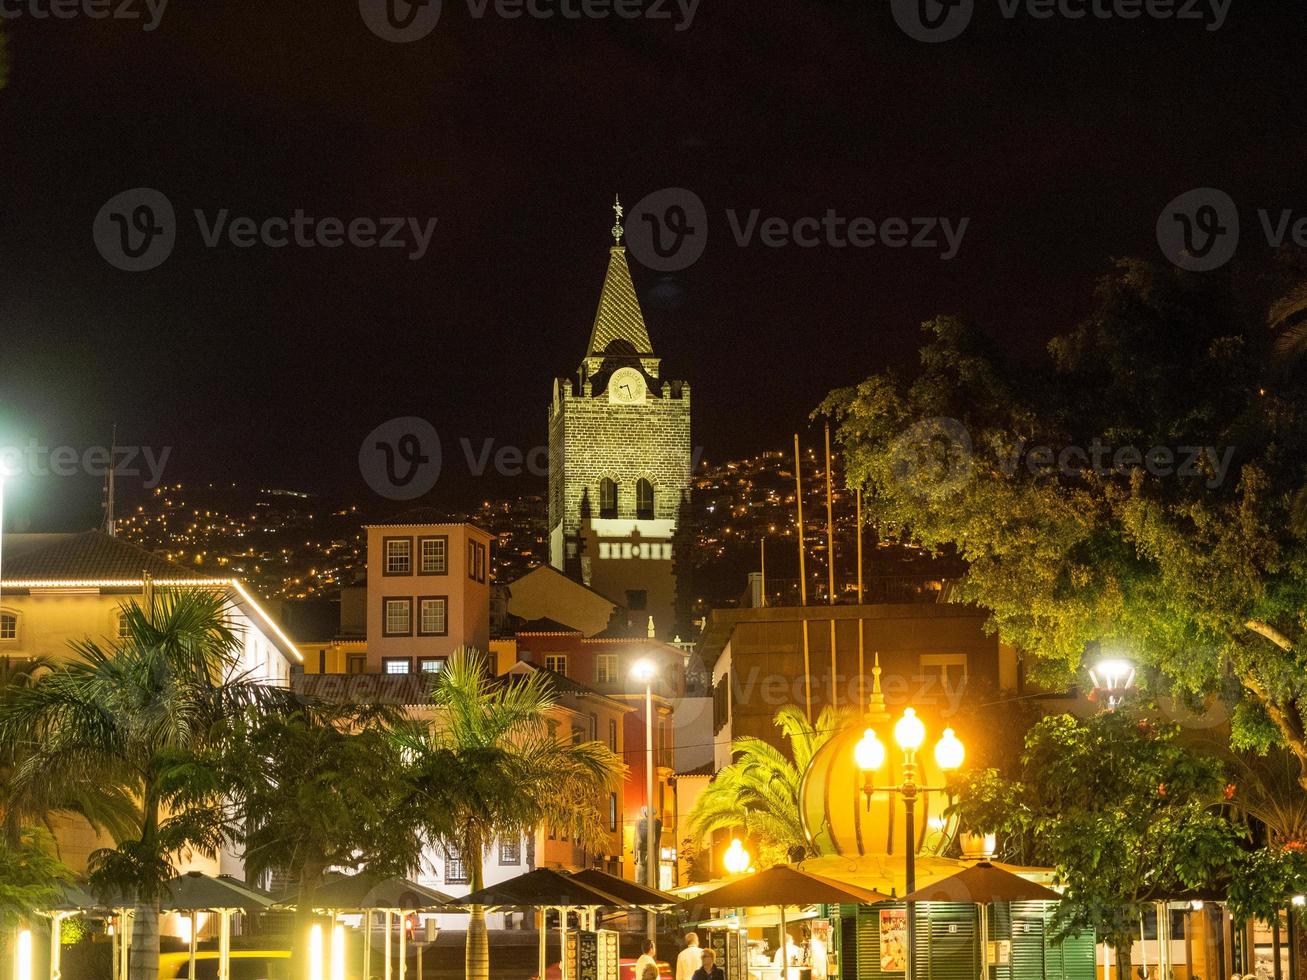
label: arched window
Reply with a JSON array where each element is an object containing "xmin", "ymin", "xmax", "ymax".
[
  {"xmin": 117, "ymin": 611, "xmax": 131, "ymax": 640},
  {"xmin": 599, "ymin": 478, "xmax": 618, "ymax": 519},
  {"xmin": 0, "ymin": 612, "xmax": 16, "ymax": 641},
  {"xmin": 636, "ymin": 478, "xmax": 655, "ymax": 519}
]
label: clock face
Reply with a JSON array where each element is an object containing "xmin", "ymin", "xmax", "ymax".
[{"xmin": 608, "ymin": 367, "xmax": 647, "ymax": 404}]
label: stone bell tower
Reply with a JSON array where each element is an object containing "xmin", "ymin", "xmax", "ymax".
[{"xmin": 547, "ymin": 197, "xmax": 691, "ymax": 639}]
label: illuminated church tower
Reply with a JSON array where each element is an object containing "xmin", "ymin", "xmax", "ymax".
[{"xmin": 547, "ymin": 199, "xmax": 691, "ymax": 639}]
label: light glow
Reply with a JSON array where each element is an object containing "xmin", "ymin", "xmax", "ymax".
[
  {"xmin": 723, "ymin": 839, "xmax": 751, "ymax": 875},
  {"xmin": 309, "ymin": 923, "xmax": 324, "ymax": 980},
  {"xmin": 631, "ymin": 658, "xmax": 656, "ymax": 683},
  {"xmin": 854, "ymin": 728, "xmax": 886, "ymax": 772},
  {"xmin": 935, "ymin": 728, "xmax": 965, "ymax": 770},
  {"xmin": 1294, "ymin": 895, "xmax": 1306, "ymax": 908},
  {"xmin": 894, "ymin": 708, "xmax": 926, "ymax": 752},
  {"xmin": 15, "ymin": 928, "xmax": 32, "ymax": 980},
  {"xmin": 331, "ymin": 923, "xmax": 345, "ymax": 980}
]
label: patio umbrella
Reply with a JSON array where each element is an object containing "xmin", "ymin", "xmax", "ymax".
[
  {"xmin": 573, "ymin": 869, "xmax": 678, "ymax": 909},
  {"xmin": 275, "ymin": 873, "xmax": 452, "ymax": 980},
  {"xmin": 682, "ymin": 865, "xmax": 892, "ymax": 977},
  {"xmin": 902, "ymin": 862, "xmax": 1062, "ymax": 980},
  {"xmin": 160, "ymin": 872, "xmax": 275, "ymax": 980},
  {"xmin": 456, "ymin": 869, "xmax": 632, "ymax": 980},
  {"xmin": 35, "ymin": 882, "xmax": 102, "ymax": 980}
]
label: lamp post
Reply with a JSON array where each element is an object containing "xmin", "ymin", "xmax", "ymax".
[
  {"xmin": 1089, "ymin": 657, "xmax": 1136, "ymax": 711},
  {"xmin": 632, "ymin": 658, "xmax": 658, "ymax": 943},
  {"xmin": 855, "ymin": 708, "xmax": 966, "ymax": 978}
]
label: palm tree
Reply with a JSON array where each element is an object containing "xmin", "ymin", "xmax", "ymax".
[
  {"xmin": 396, "ymin": 649, "xmax": 625, "ymax": 980},
  {"xmin": 0, "ymin": 588, "xmax": 284, "ymax": 980},
  {"xmin": 224, "ymin": 698, "xmax": 423, "ymax": 972},
  {"xmin": 687, "ymin": 705, "xmax": 845, "ymax": 867}
]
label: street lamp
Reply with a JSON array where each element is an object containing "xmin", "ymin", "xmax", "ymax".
[
  {"xmin": 1089, "ymin": 657, "xmax": 1136, "ymax": 710},
  {"xmin": 632, "ymin": 658, "xmax": 658, "ymax": 941},
  {"xmin": 855, "ymin": 708, "xmax": 966, "ymax": 977}
]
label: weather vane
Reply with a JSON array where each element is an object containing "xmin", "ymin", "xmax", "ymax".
[{"xmin": 611, "ymin": 193, "xmax": 624, "ymax": 244}]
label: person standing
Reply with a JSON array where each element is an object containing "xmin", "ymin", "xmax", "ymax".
[
  {"xmin": 635, "ymin": 938, "xmax": 659, "ymax": 979},
  {"xmin": 691, "ymin": 948, "xmax": 725, "ymax": 980},
  {"xmin": 676, "ymin": 933, "xmax": 704, "ymax": 980}
]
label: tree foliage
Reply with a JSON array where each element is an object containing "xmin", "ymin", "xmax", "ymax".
[
  {"xmin": 0, "ymin": 589, "xmax": 285, "ymax": 980},
  {"xmin": 395, "ymin": 649, "xmax": 624, "ymax": 980},
  {"xmin": 821, "ymin": 259, "xmax": 1307, "ymax": 775},
  {"xmin": 687, "ymin": 705, "xmax": 845, "ymax": 865},
  {"xmin": 949, "ymin": 711, "xmax": 1241, "ymax": 976}
]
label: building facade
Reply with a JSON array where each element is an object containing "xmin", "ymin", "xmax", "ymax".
[
  {"xmin": 547, "ymin": 229, "xmax": 692, "ymax": 640},
  {"xmin": 0, "ymin": 530, "xmax": 301, "ymax": 876}
]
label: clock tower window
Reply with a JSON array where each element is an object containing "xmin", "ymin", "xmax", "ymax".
[
  {"xmin": 599, "ymin": 478, "xmax": 619, "ymax": 519},
  {"xmin": 636, "ymin": 479, "xmax": 655, "ymax": 520}
]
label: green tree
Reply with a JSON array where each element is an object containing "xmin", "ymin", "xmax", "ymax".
[
  {"xmin": 0, "ymin": 589, "xmax": 283, "ymax": 980},
  {"xmin": 396, "ymin": 650, "xmax": 624, "ymax": 980},
  {"xmin": 687, "ymin": 706, "xmax": 844, "ymax": 866},
  {"xmin": 949, "ymin": 712, "xmax": 1241, "ymax": 978},
  {"xmin": 222, "ymin": 697, "xmax": 423, "ymax": 973},
  {"xmin": 821, "ymin": 260, "xmax": 1307, "ymax": 778}
]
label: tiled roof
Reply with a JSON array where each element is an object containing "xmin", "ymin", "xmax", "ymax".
[
  {"xmin": 586, "ymin": 247, "xmax": 653, "ymax": 357},
  {"xmin": 516, "ymin": 617, "xmax": 582, "ymax": 635},
  {"xmin": 0, "ymin": 531, "xmax": 212, "ymax": 583}
]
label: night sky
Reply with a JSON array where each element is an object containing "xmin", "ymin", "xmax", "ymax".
[{"xmin": 2, "ymin": 0, "xmax": 1305, "ymax": 529}]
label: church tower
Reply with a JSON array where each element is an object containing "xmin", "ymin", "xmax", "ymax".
[{"xmin": 548, "ymin": 198, "xmax": 691, "ymax": 639}]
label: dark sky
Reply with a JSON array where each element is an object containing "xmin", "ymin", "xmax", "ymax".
[{"xmin": 2, "ymin": 0, "xmax": 1305, "ymax": 529}]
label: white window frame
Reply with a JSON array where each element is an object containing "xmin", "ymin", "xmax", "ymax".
[
  {"xmin": 595, "ymin": 653, "xmax": 618, "ymax": 684},
  {"xmin": 544, "ymin": 654, "xmax": 568, "ymax": 676}
]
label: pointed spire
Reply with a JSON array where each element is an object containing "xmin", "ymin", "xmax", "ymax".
[
  {"xmin": 611, "ymin": 194, "xmax": 624, "ymax": 245},
  {"xmin": 585, "ymin": 226, "xmax": 654, "ymax": 360},
  {"xmin": 865, "ymin": 652, "xmax": 890, "ymax": 724}
]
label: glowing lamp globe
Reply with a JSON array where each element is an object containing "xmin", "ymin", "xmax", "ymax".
[
  {"xmin": 935, "ymin": 728, "xmax": 965, "ymax": 771},
  {"xmin": 854, "ymin": 729, "xmax": 886, "ymax": 772},
  {"xmin": 894, "ymin": 708, "xmax": 926, "ymax": 752},
  {"xmin": 798, "ymin": 721, "xmax": 957, "ymax": 859}
]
